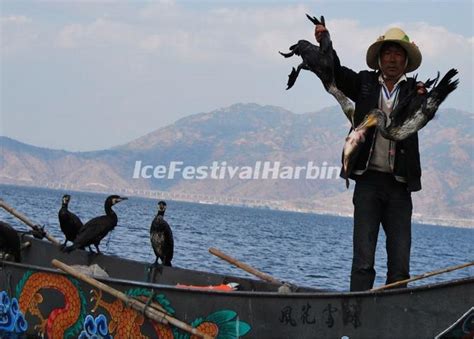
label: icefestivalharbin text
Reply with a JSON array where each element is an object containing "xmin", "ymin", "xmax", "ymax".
[{"xmin": 132, "ymin": 161, "xmax": 341, "ymax": 180}]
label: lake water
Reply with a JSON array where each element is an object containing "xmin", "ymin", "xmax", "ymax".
[{"xmin": 1, "ymin": 184, "xmax": 472, "ymax": 291}]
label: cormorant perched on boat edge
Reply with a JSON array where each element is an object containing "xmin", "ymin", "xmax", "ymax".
[
  {"xmin": 150, "ymin": 200, "xmax": 174, "ymax": 267},
  {"xmin": 0, "ymin": 221, "xmax": 21, "ymax": 262},
  {"xmin": 64, "ymin": 195, "xmax": 127, "ymax": 254},
  {"xmin": 58, "ymin": 194, "xmax": 83, "ymax": 250}
]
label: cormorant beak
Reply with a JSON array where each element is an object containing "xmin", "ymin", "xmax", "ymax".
[
  {"xmin": 357, "ymin": 113, "xmax": 378, "ymax": 130},
  {"xmin": 115, "ymin": 197, "xmax": 128, "ymax": 204}
]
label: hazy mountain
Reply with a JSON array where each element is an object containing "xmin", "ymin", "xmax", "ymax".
[{"xmin": 1, "ymin": 103, "xmax": 472, "ymax": 224}]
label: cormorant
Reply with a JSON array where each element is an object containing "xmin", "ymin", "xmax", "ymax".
[
  {"xmin": 359, "ymin": 68, "xmax": 459, "ymax": 141},
  {"xmin": 64, "ymin": 195, "xmax": 127, "ymax": 254},
  {"xmin": 280, "ymin": 14, "xmax": 355, "ymax": 124},
  {"xmin": 58, "ymin": 194, "xmax": 83, "ymax": 249},
  {"xmin": 150, "ymin": 200, "xmax": 174, "ymax": 267},
  {"xmin": 0, "ymin": 221, "xmax": 21, "ymax": 262},
  {"xmin": 341, "ymin": 69, "xmax": 458, "ymax": 188}
]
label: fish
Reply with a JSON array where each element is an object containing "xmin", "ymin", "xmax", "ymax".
[{"xmin": 341, "ymin": 111, "xmax": 380, "ymax": 188}]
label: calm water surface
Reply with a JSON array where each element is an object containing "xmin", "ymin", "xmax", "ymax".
[{"xmin": 1, "ymin": 184, "xmax": 473, "ymax": 291}]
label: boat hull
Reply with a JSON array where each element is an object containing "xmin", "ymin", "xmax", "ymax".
[{"xmin": 1, "ymin": 237, "xmax": 473, "ymax": 338}]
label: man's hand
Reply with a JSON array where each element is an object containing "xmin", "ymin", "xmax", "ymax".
[
  {"xmin": 314, "ymin": 24, "xmax": 328, "ymax": 44},
  {"xmin": 416, "ymin": 81, "xmax": 427, "ymax": 95}
]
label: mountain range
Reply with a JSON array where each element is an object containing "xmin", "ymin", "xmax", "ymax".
[{"xmin": 1, "ymin": 103, "xmax": 472, "ymax": 226}]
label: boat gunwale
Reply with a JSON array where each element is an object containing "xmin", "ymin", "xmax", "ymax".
[{"xmin": 2, "ymin": 259, "xmax": 473, "ymax": 299}]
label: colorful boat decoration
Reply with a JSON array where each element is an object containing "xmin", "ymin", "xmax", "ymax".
[{"xmin": 0, "ymin": 290, "xmax": 28, "ymax": 335}]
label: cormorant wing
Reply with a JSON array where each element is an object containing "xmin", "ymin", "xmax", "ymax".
[
  {"xmin": 59, "ymin": 210, "xmax": 83, "ymax": 234},
  {"xmin": 151, "ymin": 215, "xmax": 169, "ymax": 232},
  {"xmin": 74, "ymin": 215, "xmax": 114, "ymax": 248},
  {"xmin": 69, "ymin": 212, "xmax": 83, "ymax": 229},
  {"xmin": 151, "ymin": 217, "xmax": 174, "ymax": 246}
]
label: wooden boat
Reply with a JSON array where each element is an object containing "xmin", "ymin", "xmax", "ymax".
[{"xmin": 0, "ymin": 235, "xmax": 473, "ymax": 338}]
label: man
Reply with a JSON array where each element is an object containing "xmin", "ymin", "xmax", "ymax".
[{"xmin": 315, "ymin": 26, "xmax": 425, "ymax": 291}]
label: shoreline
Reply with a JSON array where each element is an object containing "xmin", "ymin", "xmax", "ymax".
[{"xmin": 1, "ymin": 182, "xmax": 472, "ymax": 229}]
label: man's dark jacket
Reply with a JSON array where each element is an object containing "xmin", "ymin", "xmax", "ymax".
[{"xmin": 333, "ymin": 51, "xmax": 422, "ymax": 192}]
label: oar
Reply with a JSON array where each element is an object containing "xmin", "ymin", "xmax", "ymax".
[
  {"xmin": 209, "ymin": 247, "xmax": 283, "ymax": 285},
  {"xmin": 370, "ymin": 260, "xmax": 474, "ymax": 292},
  {"xmin": 52, "ymin": 259, "xmax": 213, "ymax": 339},
  {"xmin": 0, "ymin": 198, "xmax": 61, "ymax": 245}
]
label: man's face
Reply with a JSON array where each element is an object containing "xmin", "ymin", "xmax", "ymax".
[{"xmin": 379, "ymin": 42, "xmax": 407, "ymax": 80}]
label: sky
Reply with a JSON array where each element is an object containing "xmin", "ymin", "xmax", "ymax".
[{"xmin": 1, "ymin": 0, "xmax": 473, "ymax": 151}]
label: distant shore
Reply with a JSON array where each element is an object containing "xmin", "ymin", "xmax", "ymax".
[
  {"xmin": 246, "ymin": 204, "xmax": 473, "ymax": 229},
  {"xmin": 2, "ymin": 183, "xmax": 472, "ymax": 229}
]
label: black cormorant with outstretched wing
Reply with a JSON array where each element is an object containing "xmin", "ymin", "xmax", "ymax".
[
  {"xmin": 360, "ymin": 69, "xmax": 459, "ymax": 141},
  {"xmin": 280, "ymin": 14, "xmax": 355, "ymax": 124}
]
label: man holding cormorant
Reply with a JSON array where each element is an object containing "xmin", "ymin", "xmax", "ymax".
[{"xmin": 315, "ymin": 25, "xmax": 427, "ymax": 291}]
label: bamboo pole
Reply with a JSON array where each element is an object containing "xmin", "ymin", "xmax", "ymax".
[
  {"xmin": 132, "ymin": 296, "xmax": 169, "ymax": 315},
  {"xmin": 52, "ymin": 259, "xmax": 213, "ymax": 339},
  {"xmin": 209, "ymin": 247, "xmax": 282, "ymax": 285},
  {"xmin": 0, "ymin": 199, "xmax": 60, "ymax": 245},
  {"xmin": 370, "ymin": 261, "xmax": 474, "ymax": 292}
]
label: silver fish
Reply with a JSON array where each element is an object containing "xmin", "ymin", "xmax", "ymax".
[{"xmin": 341, "ymin": 112, "xmax": 378, "ymax": 188}]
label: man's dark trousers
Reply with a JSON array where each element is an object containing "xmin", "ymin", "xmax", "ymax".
[{"xmin": 350, "ymin": 170, "xmax": 412, "ymax": 291}]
